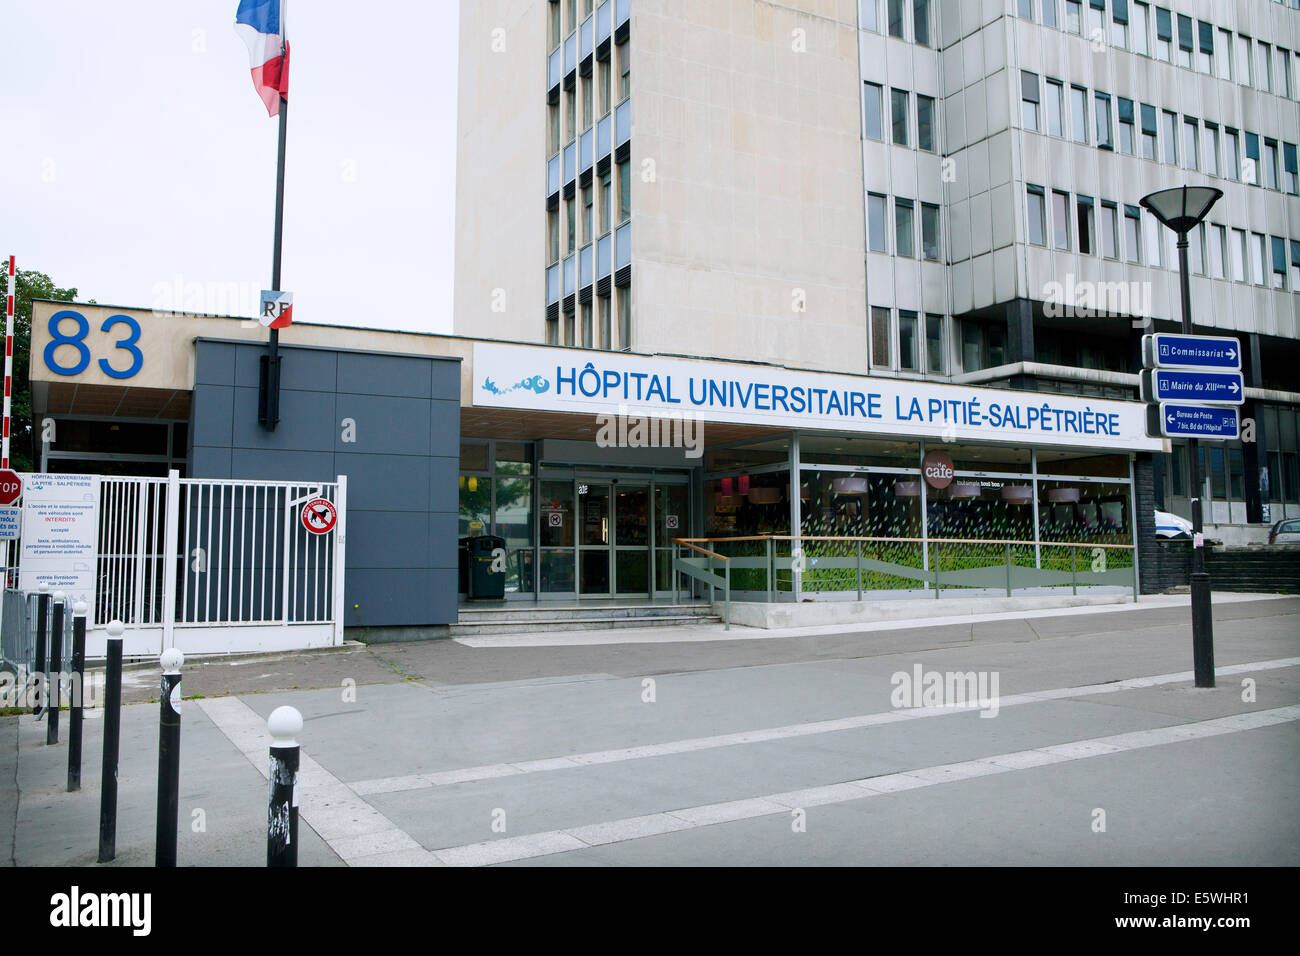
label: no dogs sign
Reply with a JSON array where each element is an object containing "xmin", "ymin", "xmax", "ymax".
[{"xmin": 301, "ymin": 498, "xmax": 337, "ymax": 535}]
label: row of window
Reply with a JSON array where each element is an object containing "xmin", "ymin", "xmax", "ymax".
[
  {"xmin": 1025, "ymin": 183, "xmax": 1300, "ymax": 291},
  {"xmin": 863, "ymin": 84, "xmax": 937, "ymax": 152},
  {"xmin": 859, "ymin": 0, "xmax": 932, "ymax": 48},
  {"xmin": 547, "ymin": 286, "xmax": 632, "ymax": 351},
  {"xmin": 1017, "ymin": 0, "xmax": 1300, "ymax": 102},
  {"xmin": 869, "ymin": 307, "xmax": 946, "ymax": 373},
  {"xmin": 548, "ymin": 39, "xmax": 629, "ymax": 155},
  {"xmin": 548, "ymin": 159, "xmax": 631, "ymax": 263},
  {"xmin": 866, "ymin": 193, "xmax": 942, "ymax": 260},
  {"xmin": 549, "ymin": 0, "xmax": 592, "ymax": 49},
  {"xmin": 1020, "ymin": 72, "xmax": 1300, "ymax": 195}
]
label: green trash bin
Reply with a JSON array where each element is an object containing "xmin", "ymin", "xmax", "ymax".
[{"xmin": 466, "ymin": 535, "xmax": 506, "ymax": 600}]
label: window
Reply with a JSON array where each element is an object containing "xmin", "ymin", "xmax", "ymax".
[
  {"xmin": 1076, "ymin": 195, "xmax": 1095, "ymax": 254},
  {"xmin": 1070, "ymin": 86, "xmax": 1088, "ymax": 143},
  {"xmin": 1018, "ymin": 0, "xmax": 1034, "ymax": 19},
  {"xmin": 1087, "ymin": 0, "xmax": 1105, "ymax": 41},
  {"xmin": 1252, "ymin": 232, "xmax": 1267, "ymax": 285},
  {"xmin": 618, "ymin": 40, "xmax": 630, "ymax": 99},
  {"xmin": 566, "ymin": 195, "xmax": 576, "ymax": 253},
  {"xmin": 549, "ymin": 103, "xmax": 561, "ymax": 153},
  {"xmin": 1133, "ymin": 2, "xmax": 1149, "ymax": 56},
  {"xmin": 1066, "ymin": 0, "xmax": 1082, "ymax": 34},
  {"xmin": 895, "ymin": 198, "xmax": 915, "ymax": 257},
  {"xmin": 1292, "ymin": 241, "xmax": 1300, "ymax": 291},
  {"xmin": 1198, "ymin": 21, "xmax": 1214, "ymax": 73},
  {"xmin": 1117, "ymin": 97, "xmax": 1135, "ymax": 153},
  {"xmin": 1155, "ymin": 7, "xmax": 1171, "ymax": 61},
  {"xmin": 868, "ymin": 193, "xmax": 888, "ymax": 252},
  {"xmin": 1209, "ymin": 224, "xmax": 1227, "ymax": 279},
  {"xmin": 1141, "ymin": 104, "xmax": 1157, "ymax": 159},
  {"xmin": 917, "ymin": 95, "xmax": 935, "ymax": 151},
  {"xmin": 913, "ymin": 0, "xmax": 930, "ymax": 47},
  {"xmin": 617, "ymin": 286, "xmax": 631, "ymax": 350},
  {"xmin": 921, "ymin": 203, "xmax": 940, "ymax": 260},
  {"xmin": 864, "ymin": 82, "xmax": 884, "ymax": 140},
  {"xmin": 1052, "ymin": 190, "xmax": 1071, "ymax": 250},
  {"xmin": 1095, "ymin": 92, "xmax": 1112, "ymax": 148},
  {"xmin": 925, "ymin": 314, "xmax": 945, "ymax": 373},
  {"xmin": 1183, "ymin": 117, "xmax": 1199, "ymax": 170},
  {"xmin": 1021, "ymin": 71, "xmax": 1041, "ymax": 131},
  {"xmin": 1205, "ymin": 123, "xmax": 1220, "ymax": 177},
  {"xmin": 1272, "ymin": 237, "xmax": 1288, "ymax": 290},
  {"xmin": 581, "ymin": 303, "xmax": 592, "ymax": 348},
  {"xmin": 899, "ymin": 311, "xmax": 919, "ymax": 371},
  {"xmin": 1027, "ymin": 185, "xmax": 1047, "ymax": 246},
  {"xmin": 1188, "ymin": 223, "xmax": 1204, "ymax": 275},
  {"xmin": 599, "ymin": 58, "xmax": 611, "ymax": 115},
  {"xmin": 1101, "ymin": 201, "xmax": 1119, "ymax": 258},
  {"xmin": 1265, "ymin": 139, "xmax": 1279, "ymax": 190},
  {"xmin": 887, "ymin": 0, "xmax": 905, "ymax": 38},
  {"xmin": 548, "ymin": 208, "xmax": 560, "ymax": 262},
  {"xmin": 599, "ymin": 172, "xmax": 611, "ymax": 234},
  {"xmin": 546, "ymin": 317, "xmax": 558, "ymax": 346},
  {"xmin": 566, "ymin": 89, "xmax": 577, "ymax": 142},
  {"xmin": 859, "ymin": 0, "xmax": 879, "ymax": 32},
  {"xmin": 1245, "ymin": 132, "xmax": 1260, "ymax": 185},
  {"xmin": 1110, "ymin": 0, "xmax": 1128, "ymax": 47},
  {"xmin": 1230, "ymin": 228, "xmax": 1247, "ymax": 281},
  {"xmin": 566, "ymin": 0, "xmax": 576, "ymax": 30},
  {"xmin": 598, "ymin": 296, "xmax": 611, "ymax": 349},
  {"xmin": 1226, "ymin": 129, "xmax": 1240, "ymax": 179},
  {"xmin": 1124, "ymin": 205, "xmax": 1142, "ymax": 263},
  {"xmin": 1176, "ymin": 14, "xmax": 1193, "ymax": 68},
  {"xmin": 582, "ymin": 74, "xmax": 592, "ymax": 128},
  {"xmin": 1144, "ymin": 211, "xmax": 1164, "ymax": 269},
  {"xmin": 891, "ymin": 89, "xmax": 910, "ymax": 145},
  {"xmin": 1284, "ymin": 143, "xmax": 1298, "ymax": 194},
  {"xmin": 1217, "ymin": 28, "xmax": 1233, "ymax": 80},
  {"xmin": 961, "ymin": 321, "xmax": 981, "ymax": 372},
  {"xmin": 1237, "ymin": 35, "xmax": 1252, "ymax": 86},
  {"xmin": 618, "ymin": 158, "xmax": 631, "ymax": 222},
  {"xmin": 1043, "ymin": 0, "xmax": 1058, "ymax": 30},
  {"xmin": 1161, "ymin": 110, "xmax": 1177, "ymax": 164},
  {"xmin": 549, "ymin": 0, "xmax": 562, "ymax": 48},
  {"xmin": 1046, "ymin": 80, "xmax": 1065, "ymax": 137},
  {"xmin": 1279, "ymin": 48, "xmax": 1293, "ymax": 98},
  {"xmin": 1259, "ymin": 42, "xmax": 1273, "ymax": 92},
  {"xmin": 564, "ymin": 309, "xmax": 575, "ymax": 346},
  {"xmin": 870, "ymin": 307, "xmax": 892, "ymax": 367},
  {"xmin": 582, "ymin": 185, "xmax": 593, "ymax": 244}
]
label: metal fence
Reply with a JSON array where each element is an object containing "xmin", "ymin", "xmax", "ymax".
[{"xmin": 0, "ymin": 590, "xmax": 71, "ymax": 684}]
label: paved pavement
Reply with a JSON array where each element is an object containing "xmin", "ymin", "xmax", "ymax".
[{"xmin": 3, "ymin": 595, "xmax": 1297, "ymax": 866}]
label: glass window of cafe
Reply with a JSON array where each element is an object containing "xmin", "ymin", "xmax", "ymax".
[
  {"xmin": 703, "ymin": 434, "xmax": 1134, "ymax": 548},
  {"xmin": 459, "ymin": 440, "xmax": 535, "ymax": 594}
]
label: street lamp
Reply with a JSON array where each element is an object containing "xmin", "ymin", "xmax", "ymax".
[{"xmin": 1140, "ymin": 185, "xmax": 1224, "ymax": 689}]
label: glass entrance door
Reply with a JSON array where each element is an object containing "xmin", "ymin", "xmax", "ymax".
[
  {"xmin": 614, "ymin": 485, "xmax": 650, "ymax": 595},
  {"xmin": 577, "ymin": 483, "xmax": 611, "ymax": 594}
]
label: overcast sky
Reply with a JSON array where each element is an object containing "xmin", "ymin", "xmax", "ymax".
[{"xmin": 1, "ymin": 0, "xmax": 459, "ymax": 334}]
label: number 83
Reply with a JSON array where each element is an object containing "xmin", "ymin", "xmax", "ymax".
[{"xmin": 43, "ymin": 310, "xmax": 144, "ymax": 379}]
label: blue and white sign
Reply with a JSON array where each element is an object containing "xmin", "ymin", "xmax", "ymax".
[
  {"xmin": 1140, "ymin": 369, "xmax": 1245, "ymax": 406},
  {"xmin": 1144, "ymin": 333, "xmax": 1242, "ymax": 371},
  {"xmin": 18, "ymin": 473, "xmax": 101, "ymax": 608},
  {"xmin": 1153, "ymin": 404, "xmax": 1240, "ymax": 440},
  {"xmin": 0, "ymin": 506, "xmax": 20, "ymax": 540},
  {"xmin": 473, "ymin": 343, "xmax": 1166, "ymax": 452}
]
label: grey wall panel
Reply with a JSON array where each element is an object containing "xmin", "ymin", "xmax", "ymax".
[
  {"xmin": 332, "ymin": 394, "xmax": 433, "ymax": 456},
  {"xmin": 337, "ymin": 352, "xmax": 433, "ymax": 399},
  {"xmin": 190, "ymin": 340, "xmax": 461, "ymax": 629}
]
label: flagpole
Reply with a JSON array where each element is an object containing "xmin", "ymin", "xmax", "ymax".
[{"xmin": 259, "ymin": 10, "xmax": 288, "ymax": 430}]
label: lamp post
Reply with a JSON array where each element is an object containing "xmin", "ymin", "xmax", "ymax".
[{"xmin": 1140, "ymin": 185, "xmax": 1224, "ymax": 689}]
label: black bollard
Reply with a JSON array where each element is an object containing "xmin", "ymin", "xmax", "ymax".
[
  {"xmin": 97, "ymin": 621, "xmax": 125, "ymax": 863},
  {"xmin": 46, "ymin": 594, "xmax": 65, "ymax": 745},
  {"xmin": 32, "ymin": 585, "xmax": 48, "ymax": 716},
  {"xmin": 267, "ymin": 706, "xmax": 303, "ymax": 867},
  {"xmin": 67, "ymin": 602, "xmax": 88, "ymax": 791},
  {"xmin": 154, "ymin": 647, "xmax": 184, "ymax": 868}
]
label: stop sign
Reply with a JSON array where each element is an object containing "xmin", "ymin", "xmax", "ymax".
[{"xmin": 0, "ymin": 469, "xmax": 21, "ymax": 506}]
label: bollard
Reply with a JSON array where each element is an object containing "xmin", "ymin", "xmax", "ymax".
[
  {"xmin": 267, "ymin": 706, "xmax": 302, "ymax": 867},
  {"xmin": 154, "ymin": 647, "xmax": 184, "ymax": 868},
  {"xmin": 67, "ymin": 602, "xmax": 88, "ymax": 792},
  {"xmin": 32, "ymin": 584, "xmax": 49, "ymax": 716},
  {"xmin": 46, "ymin": 593, "xmax": 65, "ymax": 745},
  {"xmin": 97, "ymin": 620, "xmax": 125, "ymax": 863}
]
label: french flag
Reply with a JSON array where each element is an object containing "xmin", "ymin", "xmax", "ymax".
[{"xmin": 235, "ymin": 0, "xmax": 289, "ymax": 117}]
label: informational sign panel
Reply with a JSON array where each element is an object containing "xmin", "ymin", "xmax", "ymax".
[
  {"xmin": 1140, "ymin": 369, "xmax": 1245, "ymax": 406},
  {"xmin": 1150, "ymin": 404, "xmax": 1241, "ymax": 440},
  {"xmin": 18, "ymin": 473, "xmax": 101, "ymax": 607},
  {"xmin": 0, "ymin": 506, "xmax": 20, "ymax": 539},
  {"xmin": 1143, "ymin": 333, "xmax": 1242, "ymax": 370}
]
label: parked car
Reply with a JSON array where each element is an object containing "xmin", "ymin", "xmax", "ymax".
[
  {"xmin": 1268, "ymin": 519, "xmax": 1300, "ymax": 545},
  {"xmin": 1155, "ymin": 510, "xmax": 1193, "ymax": 539}
]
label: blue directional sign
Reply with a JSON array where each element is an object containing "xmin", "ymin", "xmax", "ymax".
[
  {"xmin": 1152, "ymin": 403, "xmax": 1240, "ymax": 440},
  {"xmin": 1140, "ymin": 369, "xmax": 1245, "ymax": 406},
  {"xmin": 1144, "ymin": 333, "xmax": 1242, "ymax": 370}
]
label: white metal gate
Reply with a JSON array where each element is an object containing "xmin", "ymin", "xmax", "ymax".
[{"xmin": 2, "ymin": 471, "xmax": 347, "ymax": 657}]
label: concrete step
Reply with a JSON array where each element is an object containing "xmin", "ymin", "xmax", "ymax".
[
  {"xmin": 455, "ymin": 603, "xmax": 715, "ymax": 624},
  {"xmin": 450, "ymin": 613, "xmax": 723, "ymax": 636}
]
